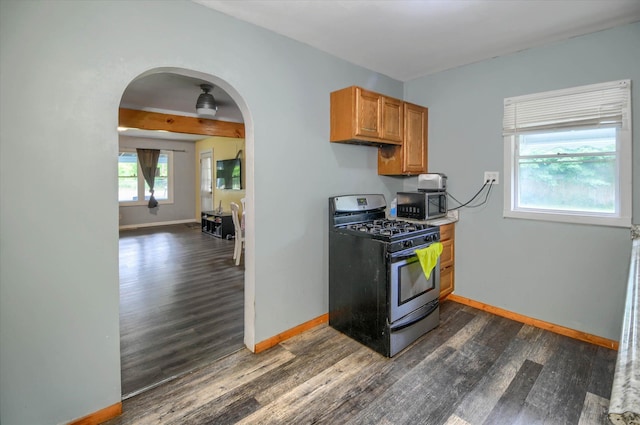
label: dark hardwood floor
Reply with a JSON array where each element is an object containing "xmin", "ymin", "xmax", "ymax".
[
  {"xmin": 106, "ymin": 300, "xmax": 616, "ymax": 425},
  {"xmin": 119, "ymin": 223, "xmax": 244, "ymax": 398}
]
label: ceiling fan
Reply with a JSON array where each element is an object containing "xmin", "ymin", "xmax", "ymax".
[{"xmin": 196, "ymin": 83, "xmax": 218, "ymax": 118}]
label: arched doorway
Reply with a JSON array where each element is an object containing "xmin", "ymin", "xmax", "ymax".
[{"xmin": 117, "ymin": 67, "xmax": 255, "ymax": 398}]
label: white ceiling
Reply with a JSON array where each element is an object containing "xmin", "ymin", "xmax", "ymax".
[
  {"xmin": 120, "ymin": 72, "xmax": 243, "ymax": 123},
  {"xmin": 194, "ymin": 0, "xmax": 640, "ymax": 82},
  {"xmin": 119, "ymin": 72, "xmax": 243, "ymax": 141},
  {"xmin": 120, "ymin": 0, "xmax": 640, "ymax": 140}
]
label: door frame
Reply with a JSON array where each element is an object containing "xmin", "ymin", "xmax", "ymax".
[
  {"xmin": 199, "ymin": 148, "xmax": 214, "ymax": 213},
  {"xmin": 118, "ymin": 66, "xmax": 256, "ymax": 367}
]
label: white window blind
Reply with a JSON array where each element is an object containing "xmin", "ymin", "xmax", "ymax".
[{"xmin": 503, "ymin": 79, "xmax": 630, "ymax": 134}]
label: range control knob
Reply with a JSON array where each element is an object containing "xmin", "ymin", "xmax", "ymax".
[{"xmin": 403, "ymin": 240, "xmax": 414, "ymax": 248}]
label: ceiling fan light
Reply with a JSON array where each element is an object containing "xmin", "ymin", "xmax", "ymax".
[
  {"xmin": 196, "ymin": 84, "xmax": 218, "ymax": 118},
  {"xmin": 196, "ymin": 106, "xmax": 218, "ymax": 118}
]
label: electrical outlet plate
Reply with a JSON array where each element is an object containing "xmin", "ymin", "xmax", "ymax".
[{"xmin": 484, "ymin": 171, "xmax": 499, "ymax": 184}]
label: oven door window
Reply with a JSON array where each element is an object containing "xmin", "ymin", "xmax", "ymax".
[
  {"xmin": 428, "ymin": 194, "xmax": 446, "ymax": 216},
  {"xmin": 390, "ymin": 254, "xmax": 439, "ymax": 322}
]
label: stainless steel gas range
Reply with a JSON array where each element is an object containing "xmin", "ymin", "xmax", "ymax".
[{"xmin": 328, "ymin": 194, "xmax": 441, "ymax": 357}]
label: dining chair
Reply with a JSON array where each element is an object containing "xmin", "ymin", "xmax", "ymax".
[
  {"xmin": 240, "ymin": 197, "xmax": 246, "ymax": 230},
  {"xmin": 230, "ymin": 202, "xmax": 244, "ymax": 266}
]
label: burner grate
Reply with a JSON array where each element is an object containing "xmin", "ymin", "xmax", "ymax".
[{"xmin": 341, "ymin": 219, "xmax": 431, "ymax": 237}]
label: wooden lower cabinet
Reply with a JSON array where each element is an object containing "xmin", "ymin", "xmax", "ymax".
[
  {"xmin": 439, "ymin": 223, "xmax": 455, "ymax": 299},
  {"xmin": 440, "ymin": 265, "xmax": 454, "ymax": 299}
]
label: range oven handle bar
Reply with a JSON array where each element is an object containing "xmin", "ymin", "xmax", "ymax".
[
  {"xmin": 389, "ymin": 244, "xmax": 435, "ymax": 262},
  {"xmin": 390, "ymin": 299, "xmax": 439, "ymax": 332}
]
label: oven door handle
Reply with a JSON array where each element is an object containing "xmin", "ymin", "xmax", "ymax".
[
  {"xmin": 390, "ymin": 245, "xmax": 438, "ymax": 264},
  {"xmin": 390, "ymin": 299, "xmax": 439, "ymax": 332},
  {"xmin": 390, "ymin": 246, "xmax": 423, "ymax": 263}
]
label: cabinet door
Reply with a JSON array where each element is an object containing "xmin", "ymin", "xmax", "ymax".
[
  {"xmin": 382, "ymin": 97, "xmax": 403, "ymax": 142},
  {"xmin": 439, "ymin": 223, "xmax": 455, "ymax": 299},
  {"xmin": 402, "ymin": 103, "xmax": 428, "ymax": 173},
  {"xmin": 439, "ymin": 223, "xmax": 454, "ymax": 241},
  {"xmin": 440, "ymin": 266, "xmax": 454, "ymax": 299},
  {"xmin": 440, "ymin": 238, "xmax": 454, "ymax": 269},
  {"xmin": 355, "ymin": 88, "xmax": 382, "ymax": 139}
]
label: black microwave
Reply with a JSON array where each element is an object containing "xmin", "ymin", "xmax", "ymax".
[{"xmin": 396, "ymin": 191, "xmax": 447, "ymax": 220}]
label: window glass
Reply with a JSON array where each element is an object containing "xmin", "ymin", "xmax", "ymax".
[
  {"xmin": 118, "ymin": 152, "xmax": 139, "ymax": 202},
  {"xmin": 516, "ymin": 128, "xmax": 617, "ymax": 213},
  {"xmin": 119, "ymin": 150, "xmax": 173, "ymax": 204}
]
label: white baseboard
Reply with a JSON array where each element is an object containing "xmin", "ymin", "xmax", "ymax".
[{"xmin": 119, "ymin": 219, "xmax": 199, "ymax": 230}]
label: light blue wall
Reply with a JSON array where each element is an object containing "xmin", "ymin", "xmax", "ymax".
[
  {"xmin": 0, "ymin": 1, "xmax": 403, "ymax": 423},
  {"xmin": 405, "ymin": 22, "xmax": 640, "ymax": 344},
  {"xmin": 2, "ymin": 1, "xmax": 636, "ymax": 422}
]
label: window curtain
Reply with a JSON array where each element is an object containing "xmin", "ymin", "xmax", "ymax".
[{"xmin": 136, "ymin": 148, "xmax": 160, "ymax": 208}]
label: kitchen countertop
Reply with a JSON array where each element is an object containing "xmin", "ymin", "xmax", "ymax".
[
  {"xmin": 608, "ymin": 224, "xmax": 640, "ymax": 424},
  {"xmin": 423, "ymin": 216, "xmax": 458, "ymax": 226},
  {"xmin": 394, "ymin": 213, "xmax": 459, "ymax": 227}
]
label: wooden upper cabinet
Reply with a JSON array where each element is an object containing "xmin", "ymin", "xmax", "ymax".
[
  {"xmin": 378, "ymin": 102, "xmax": 428, "ymax": 175},
  {"xmin": 381, "ymin": 96, "xmax": 403, "ymax": 142},
  {"xmin": 354, "ymin": 88, "xmax": 383, "ymax": 139},
  {"xmin": 402, "ymin": 103, "xmax": 428, "ymax": 173},
  {"xmin": 330, "ymin": 85, "xmax": 429, "ymax": 176},
  {"xmin": 330, "ymin": 86, "xmax": 402, "ymax": 146}
]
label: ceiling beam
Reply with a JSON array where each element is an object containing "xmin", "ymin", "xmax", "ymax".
[{"xmin": 119, "ymin": 108, "xmax": 245, "ymax": 139}]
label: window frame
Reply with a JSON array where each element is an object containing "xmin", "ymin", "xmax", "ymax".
[
  {"xmin": 503, "ymin": 80, "xmax": 632, "ymax": 228},
  {"xmin": 118, "ymin": 149, "xmax": 174, "ymax": 206}
]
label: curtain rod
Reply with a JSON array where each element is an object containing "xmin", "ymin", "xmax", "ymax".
[{"xmin": 132, "ymin": 148, "xmax": 186, "ymax": 152}]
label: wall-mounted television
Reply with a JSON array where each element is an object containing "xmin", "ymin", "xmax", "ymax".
[{"xmin": 216, "ymin": 158, "xmax": 242, "ymax": 190}]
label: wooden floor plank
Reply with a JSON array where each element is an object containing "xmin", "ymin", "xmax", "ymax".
[
  {"xmin": 109, "ymin": 346, "xmax": 295, "ymax": 425},
  {"xmin": 118, "ymin": 224, "xmax": 244, "ymax": 398},
  {"xmin": 105, "ymin": 300, "xmax": 618, "ymax": 425},
  {"xmin": 178, "ymin": 327, "xmax": 364, "ymax": 424},
  {"xmin": 587, "ymin": 346, "xmax": 617, "ymax": 399},
  {"xmin": 452, "ymin": 325, "xmax": 558, "ymax": 424},
  {"xmin": 252, "ymin": 331, "xmax": 364, "ymax": 405},
  {"xmin": 482, "ymin": 359, "xmax": 543, "ymax": 425},
  {"xmin": 577, "ymin": 392, "xmax": 610, "ymax": 425},
  {"xmin": 346, "ymin": 313, "xmax": 523, "ymax": 425},
  {"xmin": 144, "ymin": 326, "xmax": 362, "ymax": 424},
  {"xmin": 444, "ymin": 415, "xmax": 472, "ymax": 425},
  {"xmin": 311, "ymin": 303, "xmax": 478, "ymax": 425},
  {"xmin": 235, "ymin": 348, "xmax": 384, "ymax": 425},
  {"xmin": 515, "ymin": 337, "xmax": 597, "ymax": 424}
]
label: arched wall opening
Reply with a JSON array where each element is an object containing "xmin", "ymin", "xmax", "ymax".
[{"xmin": 116, "ymin": 67, "xmax": 256, "ymax": 394}]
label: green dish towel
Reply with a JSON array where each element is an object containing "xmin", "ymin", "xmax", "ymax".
[{"xmin": 415, "ymin": 242, "xmax": 443, "ymax": 279}]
